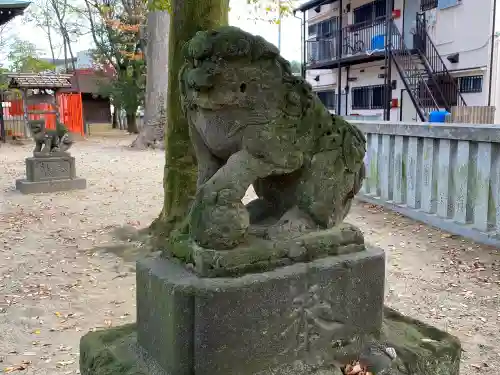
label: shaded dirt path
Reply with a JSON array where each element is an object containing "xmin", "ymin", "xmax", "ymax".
[{"xmin": 0, "ymin": 137, "xmax": 498, "ymax": 374}]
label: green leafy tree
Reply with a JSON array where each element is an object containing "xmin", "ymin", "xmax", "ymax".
[
  {"xmin": 0, "ymin": 67, "xmax": 10, "ymax": 90},
  {"xmin": 84, "ymin": 0, "xmax": 146, "ymax": 133},
  {"xmin": 7, "ymin": 38, "xmax": 56, "ymax": 73}
]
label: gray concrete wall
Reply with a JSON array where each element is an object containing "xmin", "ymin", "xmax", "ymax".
[{"xmin": 352, "ymin": 120, "xmax": 500, "ymax": 248}]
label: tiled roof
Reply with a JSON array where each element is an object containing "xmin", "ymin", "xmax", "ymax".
[
  {"xmin": 7, "ymin": 73, "xmax": 73, "ymax": 89},
  {"xmin": 0, "ymin": 0, "xmax": 30, "ymax": 8}
]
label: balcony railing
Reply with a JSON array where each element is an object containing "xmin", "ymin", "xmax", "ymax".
[
  {"xmin": 342, "ymin": 18, "xmax": 387, "ymax": 56},
  {"xmin": 306, "ymin": 18, "xmax": 391, "ymax": 65}
]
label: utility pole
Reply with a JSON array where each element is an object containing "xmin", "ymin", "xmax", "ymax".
[{"xmin": 278, "ymin": 0, "xmax": 282, "ymax": 51}]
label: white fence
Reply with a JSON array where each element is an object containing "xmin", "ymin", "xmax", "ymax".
[{"xmin": 352, "ymin": 120, "xmax": 500, "ymax": 247}]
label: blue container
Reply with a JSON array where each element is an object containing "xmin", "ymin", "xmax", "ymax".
[
  {"xmin": 371, "ymin": 35, "xmax": 385, "ymax": 50},
  {"xmin": 429, "ymin": 110, "xmax": 450, "ymax": 123}
]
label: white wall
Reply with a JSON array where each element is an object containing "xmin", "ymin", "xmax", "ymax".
[
  {"xmin": 425, "ymin": 0, "xmax": 494, "ymax": 71},
  {"xmin": 76, "ymin": 50, "xmax": 93, "ymax": 69},
  {"xmin": 306, "ymin": 2, "xmax": 339, "ymax": 26},
  {"xmin": 307, "ymin": 69, "xmax": 336, "ymax": 88},
  {"xmin": 492, "ymin": 36, "xmax": 500, "ymax": 123}
]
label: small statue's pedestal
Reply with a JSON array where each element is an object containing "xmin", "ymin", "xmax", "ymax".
[
  {"xmin": 79, "ymin": 242, "xmax": 461, "ymax": 375},
  {"xmin": 15, "ymin": 152, "xmax": 86, "ymax": 194}
]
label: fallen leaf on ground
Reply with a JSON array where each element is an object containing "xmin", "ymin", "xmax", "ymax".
[
  {"xmin": 4, "ymin": 361, "xmax": 31, "ymax": 373},
  {"xmin": 56, "ymin": 360, "xmax": 75, "ymax": 367}
]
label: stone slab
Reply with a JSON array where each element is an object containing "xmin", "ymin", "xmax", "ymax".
[
  {"xmin": 168, "ymin": 223, "xmax": 365, "ymax": 277},
  {"xmin": 25, "ymin": 155, "xmax": 76, "ymax": 182},
  {"xmin": 352, "ymin": 120, "xmax": 500, "ymax": 143},
  {"xmin": 135, "ymin": 248, "xmax": 385, "ymax": 375},
  {"xmin": 15, "ymin": 177, "xmax": 86, "ymax": 194},
  {"xmin": 33, "ymin": 151, "xmax": 72, "ymax": 158},
  {"xmin": 79, "ymin": 307, "xmax": 461, "ymax": 375}
]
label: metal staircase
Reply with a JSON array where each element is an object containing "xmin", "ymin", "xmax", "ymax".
[
  {"xmin": 414, "ymin": 12, "xmax": 467, "ymax": 109},
  {"xmin": 389, "ymin": 14, "xmax": 466, "ymax": 121},
  {"xmin": 389, "ymin": 21, "xmax": 441, "ymax": 121}
]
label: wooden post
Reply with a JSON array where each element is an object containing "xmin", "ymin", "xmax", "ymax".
[
  {"xmin": 0, "ymin": 90, "xmax": 5, "ymax": 143},
  {"xmin": 54, "ymin": 88, "xmax": 61, "ymax": 124},
  {"xmin": 21, "ymin": 88, "xmax": 30, "ymax": 138}
]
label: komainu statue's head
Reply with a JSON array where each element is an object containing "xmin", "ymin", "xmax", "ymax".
[
  {"xmin": 29, "ymin": 119, "xmax": 45, "ymax": 135},
  {"xmin": 179, "ymin": 26, "xmax": 324, "ymax": 126}
]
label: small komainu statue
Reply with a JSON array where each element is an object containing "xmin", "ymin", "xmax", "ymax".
[
  {"xmin": 180, "ymin": 26, "xmax": 366, "ymax": 250},
  {"xmin": 29, "ymin": 119, "xmax": 73, "ymax": 155}
]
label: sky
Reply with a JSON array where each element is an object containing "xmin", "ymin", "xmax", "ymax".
[
  {"xmin": 4, "ymin": 0, "xmax": 303, "ymax": 65},
  {"xmin": 8, "ymin": 0, "xmax": 500, "ymax": 67}
]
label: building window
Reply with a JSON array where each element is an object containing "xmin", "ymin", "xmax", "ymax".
[
  {"xmin": 307, "ymin": 40, "xmax": 335, "ymax": 62},
  {"xmin": 371, "ymin": 86, "xmax": 384, "ymax": 108},
  {"xmin": 353, "ymin": 0, "xmax": 387, "ymax": 25},
  {"xmin": 316, "ymin": 90, "xmax": 336, "ymax": 110},
  {"xmin": 352, "ymin": 85, "xmax": 385, "ymax": 110},
  {"xmin": 308, "ymin": 24, "xmax": 318, "ymax": 38},
  {"xmin": 458, "ymin": 75, "xmax": 483, "ymax": 93},
  {"xmin": 421, "ymin": 0, "xmax": 438, "ymax": 11},
  {"xmin": 308, "ymin": 17, "xmax": 338, "ymax": 39}
]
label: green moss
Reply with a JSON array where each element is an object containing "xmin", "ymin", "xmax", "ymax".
[
  {"xmin": 488, "ymin": 184, "xmax": 496, "ymax": 223},
  {"xmin": 401, "ymin": 157, "xmax": 406, "ymax": 181},
  {"xmin": 382, "ymin": 308, "xmax": 461, "ymax": 375},
  {"xmin": 79, "ymin": 324, "xmax": 146, "ymax": 375},
  {"xmin": 369, "ymin": 157, "xmax": 378, "ymax": 191},
  {"xmin": 167, "ymin": 233, "xmax": 194, "ymax": 262},
  {"xmin": 80, "ymin": 309, "xmax": 461, "ymax": 375},
  {"xmin": 432, "ymin": 175, "xmax": 438, "ymax": 202}
]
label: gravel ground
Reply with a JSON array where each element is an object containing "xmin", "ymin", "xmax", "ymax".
[{"xmin": 0, "ymin": 136, "xmax": 499, "ymax": 374}]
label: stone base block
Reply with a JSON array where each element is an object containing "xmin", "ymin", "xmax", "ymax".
[
  {"xmin": 136, "ymin": 249, "xmax": 385, "ymax": 375},
  {"xmin": 25, "ymin": 154, "xmax": 76, "ymax": 181},
  {"xmin": 15, "ymin": 178, "xmax": 86, "ymax": 194},
  {"xmin": 79, "ymin": 308, "xmax": 461, "ymax": 375}
]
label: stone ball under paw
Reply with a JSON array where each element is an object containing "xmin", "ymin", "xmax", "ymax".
[{"xmin": 191, "ymin": 201, "xmax": 250, "ymax": 250}]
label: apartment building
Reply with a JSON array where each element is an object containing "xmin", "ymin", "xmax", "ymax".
[{"xmin": 294, "ymin": 0, "xmax": 497, "ymax": 122}]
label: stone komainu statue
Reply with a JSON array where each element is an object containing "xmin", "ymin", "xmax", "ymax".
[
  {"xmin": 180, "ymin": 26, "xmax": 366, "ymax": 250},
  {"xmin": 29, "ymin": 119, "xmax": 73, "ymax": 154}
]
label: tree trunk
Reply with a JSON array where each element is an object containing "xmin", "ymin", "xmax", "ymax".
[
  {"xmin": 149, "ymin": 0, "xmax": 229, "ymax": 239},
  {"xmin": 112, "ymin": 107, "xmax": 118, "ymax": 129},
  {"xmin": 46, "ymin": 20, "xmax": 56, "ymax": 64},
  {"xmin": 63, "ymin": 38, "xmax": 68, "ymax": 71},
  {"xmin": 126, "ymin": 112, "xmax": 139, "ymax": 133},
  {"xmin": 131, "ymin": 10, "xmax": 170, "ymax": 150}
]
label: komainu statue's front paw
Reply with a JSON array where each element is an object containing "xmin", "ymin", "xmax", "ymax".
[{"xmin": 190, "ymin": 187, "xmax": 250, "ymax": 249}]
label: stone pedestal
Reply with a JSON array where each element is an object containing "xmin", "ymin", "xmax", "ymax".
[
  {"xmin": 79, "ymin": 247, "xmax": 462, "ymax": 375},
  {"xmin": 80, "ymin": 243, "xmax": 460, "ymax": 375},
  {"xmin": 136, "ymin": 248, "xmax": 385, "ymax": 375},
  {"xmin": 15, "ymin": 153, "xmax": 86, "ymax": 194}
]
